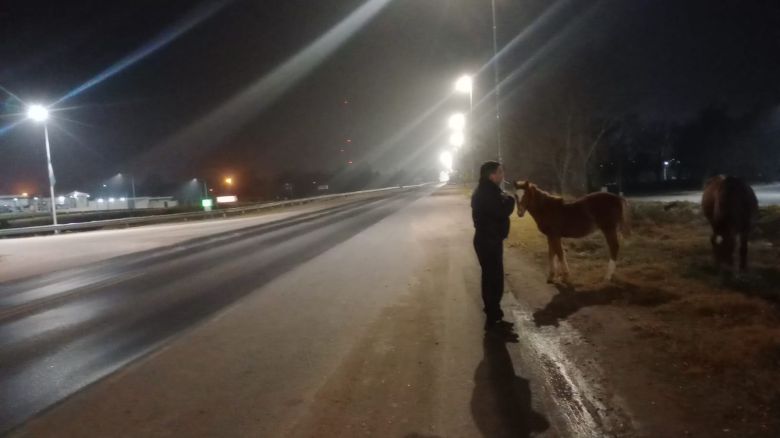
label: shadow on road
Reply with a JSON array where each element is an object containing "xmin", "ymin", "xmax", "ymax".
[
  {"xmin": 533, "ymin": 282, "xmax": 678, "ymax": 327},
  {"xmin": 470, "ymin": 334, "xmax": 549, "ymax": 438}
]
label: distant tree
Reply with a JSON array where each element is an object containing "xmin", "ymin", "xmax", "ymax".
[
  {"xmin": 501, "ymin": 62, "xmax": 614, "ymax": 196},
  {"xmin": 514, "ymin": 95, "xmax": 611, "ymax": 195},
  {"xmin": 550, "ymin": 105, "xmax": 612, "ymax": 195}
]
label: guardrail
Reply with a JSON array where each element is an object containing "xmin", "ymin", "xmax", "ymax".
[{"xmin": 0, "ymin": 184, "xmax": 428, "ymax": 237}]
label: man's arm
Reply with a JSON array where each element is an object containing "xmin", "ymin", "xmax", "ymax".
[
  {"xmin": 500, "ymin": 192, "xmax": 515, "ymax": 216},
  {"xmin": 477, "ymin": 189, "xmax": 514, "ymax": 220}
]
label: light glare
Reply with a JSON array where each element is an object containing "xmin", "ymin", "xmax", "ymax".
[
  {"xmin": 439, "ymin": 151, "xmax": 454, "ymax": 171},
  {"xmin": 448, "ymin": 113, "xmax": 465, "ymax": 131},
  {"xmin": 449, "ymin": 131, "xmax": 464, "ymax": 147},
  {"xmin": 454, "ymin": 75, "xmax": 472, "ymax": 94},
  {"xmin": 27, "ymin": 105, "xmax": 49, "ymax": 122}
]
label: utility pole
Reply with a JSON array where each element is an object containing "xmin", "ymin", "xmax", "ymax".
[
  {"xmin": 130, "ymin": 174, "xmax": 137, "ymax": 209},
  {"xmin": 491, "ymin": 0, "xmax": 502, "ymax": 163},
  {"xmin": 43, "ymin": 124, "xmax": 59, "ymax": 232}
]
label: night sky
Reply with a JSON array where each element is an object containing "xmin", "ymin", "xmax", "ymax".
[{"xmin": 2, "ymin": 0, "xmax": 779, "ymax": 195}]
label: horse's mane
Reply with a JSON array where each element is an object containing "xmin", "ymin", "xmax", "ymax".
[{"xmin": 531, "ymin": 184, "xmax": 564, "ymax": 206}]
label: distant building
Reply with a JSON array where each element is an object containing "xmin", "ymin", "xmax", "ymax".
[
  {"xmin": 80, "ymin": 195, "xmax": 178, "ymax": 211},
  {"xmin": 62, "ymin": 191, "xmax": 90, "ymax": 209},
  {"xmin": 0, "ymin": 192, "xmax": 178, "ymax": 213},
  {"xmin": 0, "ymin": 195, "xmax": 30, "ymax": 213}
]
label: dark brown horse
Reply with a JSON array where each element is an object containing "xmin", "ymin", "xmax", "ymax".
[
  {"xmin": 514, "ymin": 181, "xmax": 629, "ymax": 282},
  {"xmin": 701, "ymin": 175, "xmax": 758, "ymax": 273}
]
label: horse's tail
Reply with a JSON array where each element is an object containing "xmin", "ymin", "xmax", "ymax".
[{"xmin": 619, "ymin": 197, "xmax": 632, "ymax": 238}]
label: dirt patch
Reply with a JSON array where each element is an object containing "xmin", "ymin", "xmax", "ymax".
[{"xmin": 507, "ymin": 201, "xmax": 780, "ymax": 437}]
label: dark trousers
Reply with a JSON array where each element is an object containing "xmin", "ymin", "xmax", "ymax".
[{"xmin": 474, "ymin": 236, "xmax": 504, "ymax": 322}]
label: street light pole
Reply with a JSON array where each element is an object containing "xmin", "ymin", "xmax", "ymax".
[
  {"xmin": 130, "ymin": 174, "xmax": 136, "ymax": 209},
  {"xmin": 117, "ymin": 173, "xmax": 137, "ymax": 209},
  {"xmin": 491, "ymin": 0, "xmax": 502, "ymax": 163},
  {"xmin": 43, "ymin": 123, "xmax": 58, "ymax": 230},
  {"xmin": 27, "ymin": 104, "xmax": 58, "ymax": 231}
]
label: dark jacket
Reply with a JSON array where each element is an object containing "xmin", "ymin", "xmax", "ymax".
[{"xmin": 471, "ymin": 180, "xmax": 515, "ymax": 241}]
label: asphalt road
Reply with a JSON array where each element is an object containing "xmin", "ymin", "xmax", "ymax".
[
  {"xmin": 1, "ymin": 185, "xmax": 627, "ymax": 437},
  {"xmin": 0, "ymin": 187, "xmax": 436, "ymax": 434},
  {"xmin": 0, "ymin": 194, "xmax": 384, "ymax": 282}
]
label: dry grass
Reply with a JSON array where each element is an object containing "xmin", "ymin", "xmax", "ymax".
[{"xmin": 507, "ymin": 201, "xmax": 780, "ymax": 409}]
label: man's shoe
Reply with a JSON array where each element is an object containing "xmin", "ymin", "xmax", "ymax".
[
  {"xmin": 484, "ymin": 319, "xmax": 514, "ymax": 331},
  {"xmin": 496, "ymin": 320, "xmax": 514, "ymax": 329},
  {"xmin": 485, "ymin": 325, "xmax": 519, "ymax": 342}
]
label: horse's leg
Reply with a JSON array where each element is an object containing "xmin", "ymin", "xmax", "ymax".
[
  {"xmin": 604, "ymin": 228, "xmax": 619, "ymax": 281},
  {"xmin": 738, "ymin": 231, "xmax": 749, "ymax": 272},
  {"xmin": 546, "ymin": 237, "xmax": 557, "ymax": 283},
  {"xmin": 553, "ymin": 238, "xmax": 570, "ymax": 282},
  {"xmin": 722, "ymin": 232, "xmax": 736, "ymax": 272},
  {"xmin": 710, "ymin": 233, "xmax": 720, "ymax": 267}
]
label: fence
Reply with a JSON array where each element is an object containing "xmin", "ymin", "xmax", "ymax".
[{"xmin": 0, "ymin": 184, "xmax": 427, "ymax": 237}]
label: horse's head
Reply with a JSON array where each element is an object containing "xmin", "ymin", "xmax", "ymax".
[{"xmin": 514, "ymin": 180, "xmax": 533, "ymax": 217}]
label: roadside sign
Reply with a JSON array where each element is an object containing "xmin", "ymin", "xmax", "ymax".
[{"xmin": 216, "ymin": 195, "xmax": 238, "ymax": 204}]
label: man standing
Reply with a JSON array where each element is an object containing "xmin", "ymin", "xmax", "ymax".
[{"xmin": 471, "ymin": 161, "xmax": 516, "ymax": 332}]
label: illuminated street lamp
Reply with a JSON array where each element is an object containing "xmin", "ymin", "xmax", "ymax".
[
  {"xmin": 224, "ymin": 176, "xmax": 234, "ymax": 186},
  {"xmin": 453, "ymin": 75, "xmax": 475, "ymax": 182},
  {"xmin": 27, "ymin": 104, "xmax": 48, "ymax": 122},
  {"xmin": 448, "ymin": 113, "xmax": 466, "ymax": 131},
  {"xmin": 449, "ymin": 131, "xmax": 464, "ymax": 148},
  {"xmin": 439, "ymin": 150, "xmax": 454, "ymax": 171},
  {"xmin": 26, "ymin": 104, "xmax": 59, "ymax": 231},
  {"xmin": 454, "ymin": 75, "xmax": 473, "ymax": 110}
]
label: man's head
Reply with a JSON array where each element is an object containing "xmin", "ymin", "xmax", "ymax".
[{"xmin": 479, "ymin": 161, "xmax": 504, "ymax": 186}]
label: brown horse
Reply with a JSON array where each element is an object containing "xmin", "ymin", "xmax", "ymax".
[
  {"xmin": 514, "ymin": 181, "xmax": 629, "ymax": 282},
  {"xmin": 701, "ymin": 175, "xmax": 758, "ymax": 273}
]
